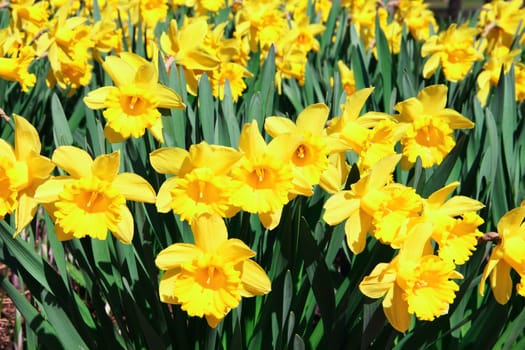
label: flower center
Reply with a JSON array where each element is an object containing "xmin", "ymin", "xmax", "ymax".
[
  {"xmin": 54, "ymin": 177, "xmax": 125, "ymax": 239},
  {"xmin": 195, "ymin": 264, "xmax": 228, "ymax": 290}
]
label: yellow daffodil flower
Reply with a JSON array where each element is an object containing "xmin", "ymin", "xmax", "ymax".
[
  {"xmin": 422, "ymin": 23, "xmax": 484, "ymax": 82},
  {"xmin": 337, "ymin": 60, "xmax": 356, "ymax": 97},
  {"xmin": 479, "ymin": 205, "xmax": 525, "ymax": 304},
  {"xmin": 327, "ymin": 87, "xmax": 398, "ymax": 172},
  {"xmin": 160, "ymin": 17, "xmax": 221, "ymax": 95},
  {"xmin": 394, "ymin": 84, "xmax": 474, "ymax": 169},
  {"xmin": 150, "ymin": 142, "xmax": 242, "ymax": 223},
  {"xmin": 0, "ymin": 115, "xmax": 55, "ymax": 235},
  {"xmin": 230, "ymin": 120, "xmax": 311, "ymax": 230},
  {"xmin": 395, "ymin": 0, "xmax": 438, "ymax": 42},
  {"xmin": 265, "ymin": 103, "xmax": 345, "ymax": 187},
  {"xmin": 360, "ymin": 223, "xmax": 463, "ymax": 332},
  {"xmin": 155, "ymin": 213, "xmax": 271, "ymax": 328},
  {"xmin": 323, "ymin": 154, "xmax": 401, "ymax": 254},
  {"xmin": 34, "ymin": 146, "xmax": 156, "ymax": 243},
  {"xmin": 476, "ymin": 45, "xmax": 521, "ymax": 106},
  {"xmin": 0, "ymin": 46, "xmax": 36, "ymax": 92},
  {"xmin": 478, "ymin": 0, "xmax": 525, "ymax": 50},
  {"xmin": 422, "ymin": 182, "xmax": 485, "ymax": 265},
  {"xmin": 83, "ymin": 51, "xmax": 185, "ymax": 143}
]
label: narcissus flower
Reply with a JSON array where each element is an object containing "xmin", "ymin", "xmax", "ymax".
[
  {"xmin": 0, "ymin": 115, "xmax": 54, "ymax": 234},
  {"xmin": 265, "ymin": 103, "xmax": 345, "ymax": 187},
  {"xmin": 323, "ymin": 154, "xmax": 401, "ymax": 254},
  {"xmin": 394, "ymin": 85, "xmax": 474, "ymax": 169},
  {"xmin": 476, "ymin": 45, "xmax": 521, "ymax": 106},
  {"xmin": 150, "ymin": 142, "xmax": 242, "ymax": 223},
  {"xmin": 83, "ymin": 51, "xmax": 185, "ymax": 143},
  {"xmin": 35, "ymin": 146, "xmax": 156, "ymax": 243},
  {"xmin": 0, "ymin": 46, "xmax": 37, "ymax": 92},
  {"xmin": 155, "ymin": 213, "xmax": 271, "ymax": 328},
  {"xmin": 479, "ymin": 205, "xmax": 525, "ymax": 304},
  {"xmin": 422, "ymin": 23, "xmax": 484, "ymax": 82},
  {"xmin": 360, "ymin": 223, "xmax": 463, "ymax": 332},
  {"xmin": 230, "ymin": 120, "xmax": 311, "ymax": 229},
  {"xmin": 422, "ymin": 182, "xmax": 485, "ymax": 265}
]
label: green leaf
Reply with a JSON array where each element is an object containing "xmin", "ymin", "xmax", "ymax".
[
  {"xmin": 198, "ymin": 73, "xmax": 215, "ymax": 143},
  {"xmin": 51, "ymin": 93, "xmax": 73, "ymax": 146}
]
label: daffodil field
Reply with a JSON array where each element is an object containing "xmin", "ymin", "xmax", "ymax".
[{"xmin": 1, "ymin": 0, "xmax": 525, "ymax": 348}]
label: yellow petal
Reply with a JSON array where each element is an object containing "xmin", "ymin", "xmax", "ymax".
[
  {"xmin": 0, "ymin": 139, "xmax": 15, "ymax": 162},
  {"xmin": 479, "ymin": 249, "xmax": 501, "ymax": 296},
  {"xmin": 218, "ymin": 238, "xmax": 255, "ymax": 264},
  {"xmin": 498, "ymin": 206, "xmax": 525, "ymax": 235},
  {"xmin": 134, "ymin": 63, "xmax": 157, "ymax": 86},
  {"xmin": 103, "ymin": 124, "xmax": 127, "ymax": 143},
  {"xmin": 112, "ymin": 173, "xmax": 156, "ymax": 203},
  {"xmin": 191, "ymin": 213, "xmax": 228, "ymax": 252},
  {"xmin": 238, "ymin": 120, "xmax": 266, "ymax": 159},
  {"xmin": 189, "ymin": 142, "xmax": 241, "ymax": 174},
  {"xmin": 14, "ymin": 115, "xmax": 41, "ymax": 160},
  {"xmin": 155, "ymin": 243, "xmax": 202, "ymax": 270},
  {"xmin": 154, "ymin": 85, "xmax": 185, "ymax": 109},
  {"xmin": 383, "ymin": 283, "xmax": 411, "ymax": 332},
  {"xmin": 113, "ymin": 205, "xmax": 134, "ymax": 244},
  {"xmin": 417, "ymin": 84, "xmax": 447, "ymax": 113},
  {"xmin": 92, "ymin": 151, "xmax": 120, "ymax": 182},
  {"xmin": 344, "ymin": 209, "xmax": 370, "ymax": 254},
  {"xmin": 150, "ymin": 147, "xmax": 189, "ymax": 175},
  {"xmin": 158, "ymin": 269, "xmax": 180, "ymax": 304},
  {"xmin": 52, "ymin": 146, "xmax": 93, "ymax": 178},
  {"xmin": 490, "ymin": 259, "xmax": 512, "ymax": 305},
  {"xmin": 426, "ymin": 182, "xmax": 459, "ymax": 206},
  {"xmin": 366, "ymin": 154, "xmax": 401, "ymax": 190},
  {"xmin": 33, "ymin": 177, "xmax": 75, "ymax": 203},
  {"xmin": 103, "ymin": 56, "xmax": 134, "ymax": 87},
  {"xmin": 422, "ymin": 54, "xmax": 440, "ymax": 79},
  {"xmin": 259, "ymin": 208, "xmax": 283, "ymax": 230},
  {"xmin": 343, "ymin": 87, "xmax": 374, "ymax": 122},
  {"xmin": 439, "ymin": 196, "xmax": 484, "ymax": 216},
  {"xmin": 149, "ymin": 118, "xmax": 165, "ymax": 144},
  {"xmin": 296, "ymin": 103, "xmax": 330, "ymax": 135},
  {"xmin": 323, "ymin": 192, "xmax": 359, "ymax": 225},
  {"xmin": 359, "ymin": 263, "xmax": 396, "ymax": 298},
  {"xmin": 14, "ymin": 194, "xmax": 38, "ymax": 237},
  {"xmin": 264, "ymin": 116, "xmax": 297, "ymax": 137},
  {"xmin": 156, "ymin": 177, "xmax": 178, "ymax": 212},
  {"xmin": 83, "ymin": 86, "xmax": 116, "ymax": 109},
  {"xmin": 240, "ymin": 259, "xmax": 272, "ymax": 297}
]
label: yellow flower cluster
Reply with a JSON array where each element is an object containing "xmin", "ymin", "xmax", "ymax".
[{"xmin": 1, "ymin": 0, "xmax": 525, "ymax": 333}]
